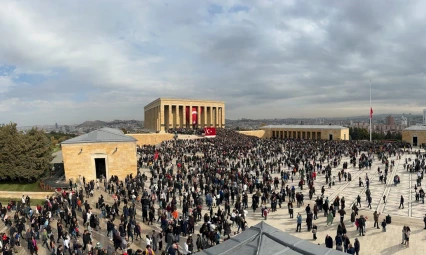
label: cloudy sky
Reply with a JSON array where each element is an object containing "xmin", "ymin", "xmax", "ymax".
[{"xmin": 1, "ymin": 0, "xmax": 425, "ymax": 126}]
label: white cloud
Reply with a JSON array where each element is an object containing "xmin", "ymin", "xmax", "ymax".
[
  {"xmin": 0, "ymin": 76, "xmax": 13, "ymax": 93},
  {"xmin": 0, "ymin": 0, "xmax": 425, "ymax": 125}
]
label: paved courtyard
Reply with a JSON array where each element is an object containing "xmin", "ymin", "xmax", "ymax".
[{"xmin": 1, "ymin": 146, "xmax": 425, "ymax": 255}]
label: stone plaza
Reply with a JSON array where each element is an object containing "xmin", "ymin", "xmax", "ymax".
[{"xmin": 2, "ymin": 135, "xmax": 426, "ymax": 255}]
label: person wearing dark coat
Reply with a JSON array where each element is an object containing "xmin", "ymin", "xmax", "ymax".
[
  {"xmin": 354, "ymin": 238, "xmax": 360, "ymax": 255},
  {"xmin": 325, "ymin": 234, "xmax": 333, "ymax": 249}
]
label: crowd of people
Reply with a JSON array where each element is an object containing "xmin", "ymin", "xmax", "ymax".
[
  {"xmin": 0, "ymin": 128, "xmax": 424, "ymax": 255},
  {"xmin": 167, "ymin": 128, "xmax": 204, "ymax": 136}
]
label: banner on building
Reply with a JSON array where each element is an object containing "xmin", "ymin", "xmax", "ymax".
[{"xmin": 185, "ymin": 106, "xmax": 204, "ymax": 125}]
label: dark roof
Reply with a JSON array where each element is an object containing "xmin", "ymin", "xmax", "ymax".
[
  {"xmin": 198, "ymin": 221, "xmax": 345, "ymax": 255},
  {"xmin": 61, "ymin": 128, "xmax": 137, "ymax": 144}
]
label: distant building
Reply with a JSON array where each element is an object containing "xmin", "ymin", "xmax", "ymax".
[
  {"xmin": 386, "ymin": 115, "xmax": 395, "ymax": 126},
  {"xmin": 55, "ymin": 123, "xmax": 58, "ymax": 129},
  {"xmin": 261, "ymin": 125, "xmax": 349, "ymax": 140},
  {"xmin": 401, "ymin": 115, "xmax": 408, "ymax": 126},
  {"xmin": 350, "ymin": 121, "xmax": 404, "ymax": 134},
  {"xmin": 144, "ymin": 98, "xmax": 225, "ymax": 132},
  {"xmin": 423, "ymin": 109, "xmax": 426, "ymax": 124}
]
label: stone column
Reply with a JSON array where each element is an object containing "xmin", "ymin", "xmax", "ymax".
[
  {"xmin": 168, "ymin": 105, "xmax": 172, "ymax": 129},
  {"xmin": 189, "ymin": 105, "xmax": 193, "ymax": 128},
  {"xmin": 153, "ymin": 108, "xmax": 156, "ymax": 131},
  {"xmin": 217, "ymin": 107, "xmax": 220, "ymax": 127},
  {"xmin": 176, "ymin": 105, "xmax": 180, "ymax": 128},
  {"xmin": 155, "ymin": 106, "xmax": 158, "ymax": 132},
  {"xmin": 203, "ymin": 106, "xmax": 207, "ymax": 127},
  {"xmin": 218, "ymin": 107, "xmax": 222, "ymax": 127},
  {"xmin": 197, "ymin": 106, "xmax": 201, "ymax": 128},
  {"xmin": 205, "ymin": 106, "xmax": 209, "ymax": 126},
  {"xmin": 146, "ymin": 108, "xmax": 150, "ymax": 130},
  {"xmin": 174, "ymin": 105, "xmax": 177, "ymax": 128},
  {"xmin": 152, "ymin": 107, "xmax": 155, "ymax": 131},
  {"xmin": 182, "ymin": 105, "xmax": 186, "ymax": 128},
  {"xmin": 214, "ymin": 106, "xmax": 218, "ymax": 127},
  {"xmin": 148, "ymin": 108, "xmax": 151, "ymax": 130},
  {"xmin": 160, "ymin": 105, "xmax": 165, "ymax": 132},
  {"xmin": 151, "ymin": 108, "xmax": 154, "ymax": 131},
  {"xmin": 207, "ymin": 106, "xmax": 211, "ymax": 127},
  {"xmin": 155, "ymin": 106, "xmax": 158, "ymax": 131},
  {"xmin": 216, "ymin": 107, "xmax": 219, "ymax": 128},
  {"xmin": 144, "ymin": 109, "xmax": 148, "ymax": 130},
  {"xmin": 221, "ymin": 105, "xmax": 225, "ymax": 128},
  {"xmin": 210, "ymin": 106, "xmax": 214, "ymax": 127}
]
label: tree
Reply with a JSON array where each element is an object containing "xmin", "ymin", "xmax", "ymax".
[
  {"xmin": 349, "ymin": 127, "xmax": 369, "ymax": 140},
  {"xmin": 46, "ymin": 131, "xmax": 76, "ymax": 150},
  {"xmin": 385, "ymin": 131, "xmax": 392, "ymax": 139},
  {"xmin": 393, "ymin": 132, "xmax": 402, "ymax": 140},
  {"xmin": 0, "ymin": 123, "xmax": 52, "ymax": 182},
  {"xmin": 372, "ymin": 132, "xmax": 385, "ymax": 140}
]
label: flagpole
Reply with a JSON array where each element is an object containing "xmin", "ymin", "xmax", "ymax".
[{"xmin": 370, "ymin": 79, "xmax": 372, "ymax": 142}]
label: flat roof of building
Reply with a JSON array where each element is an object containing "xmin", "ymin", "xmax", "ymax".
[
  {"xmin": 404, "ymin": 125, "xmax": 426, "ymax": 131},
  {"xmin": 144, "ymin": 98, "xmax": 225, "ymax": 109},
  {"xmin": 62, "ymin": 127, "xmax": 137, "ymax": 144},
  {"xmin": 261, "ymin": 125, "xmax": 348, "ymax": 130}
]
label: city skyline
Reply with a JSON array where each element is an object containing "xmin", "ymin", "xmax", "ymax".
[
  {"xmin": 16, "ymin": 111, "xmax": 422, "ymax": 128},
  {"xmin": 1, "ymin": 1, "xmax": 426, "ymax": 126}
]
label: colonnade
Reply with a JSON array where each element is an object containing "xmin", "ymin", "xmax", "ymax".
[
  {"xmin": 144, "ymin": 101, "xmax": 225, "ymax": 132},
  {"xmin": 271, "ymin": 130, "xmax": 323, "ymax": 140}
]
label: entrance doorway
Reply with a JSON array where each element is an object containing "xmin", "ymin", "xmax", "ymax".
[
  {"xmin": 95, "ymin": 158, "xmax": 106, "ymax": 179},
  {"xmin": 413, "ymin": 136, "xmax": 418, "ymax": 146},
  {"xmin": 329, "ymin": 134, "xmax": 333, "ymax": 141}
]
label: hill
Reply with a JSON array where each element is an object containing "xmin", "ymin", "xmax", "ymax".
[
  {"xmin": 75, "ymin": 119, "xmax": 143, "ymax": 132},
  {"xmin": 76, "ymin": 120, "xmax": 107, "ymax": 128}
]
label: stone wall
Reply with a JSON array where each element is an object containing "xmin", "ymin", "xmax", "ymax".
[
  {"xmin": 319, "ymin": 128, "xmax": 349, "ymax": 140},
  {"xmin": 402, "ymin": 130, "xmax": 426, "ymax": 146},
  {"xmin": 237, "ymin": 130, "xmax": 266, "ymax": 138},
  {"xmin": 341, "ymin": 128, "xmax": 350, "ymax": 141},
  {"xmin": 127, "ymin": 133, "xmax": 174, "ymax": 146},
  {"xmin": 62, "ymin": 142, "xmax": 137, "ymax": 182}
]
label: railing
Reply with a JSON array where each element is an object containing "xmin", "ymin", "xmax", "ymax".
[{"xmin": 39, "ymin": 180, "xmax": 54, "ymax": 191}]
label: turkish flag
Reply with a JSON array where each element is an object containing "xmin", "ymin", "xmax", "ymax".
[
  {"xmin": 370, "ymin": 107, "xmax": 373, "ymax": 119},
  {"xmin": 191, "ymin": 107, "xmax": 197, "ymax": 124},
  {"xmin": 154, "ymin": 151, "xmax": 159, "ymax": 161},
  {"xmin": 204, "ymin": 127, "xmax": 216, "ymax": 136},
  {"xmin": 185, "ymin": 106, "xmax": 203, "ymax": 125}
]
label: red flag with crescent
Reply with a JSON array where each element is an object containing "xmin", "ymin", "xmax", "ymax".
[
  {"xmin": 204, "ymin": 127, "xmax": 216, "ymax": 136},
  {"xmin": 154, "ymin": 151, "xmax": 159, "ymax": 161}
]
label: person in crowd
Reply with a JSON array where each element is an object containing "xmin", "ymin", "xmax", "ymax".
[{"xmin": 0, "ymin": 129, "xmax": 412, "ymax": 254}]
